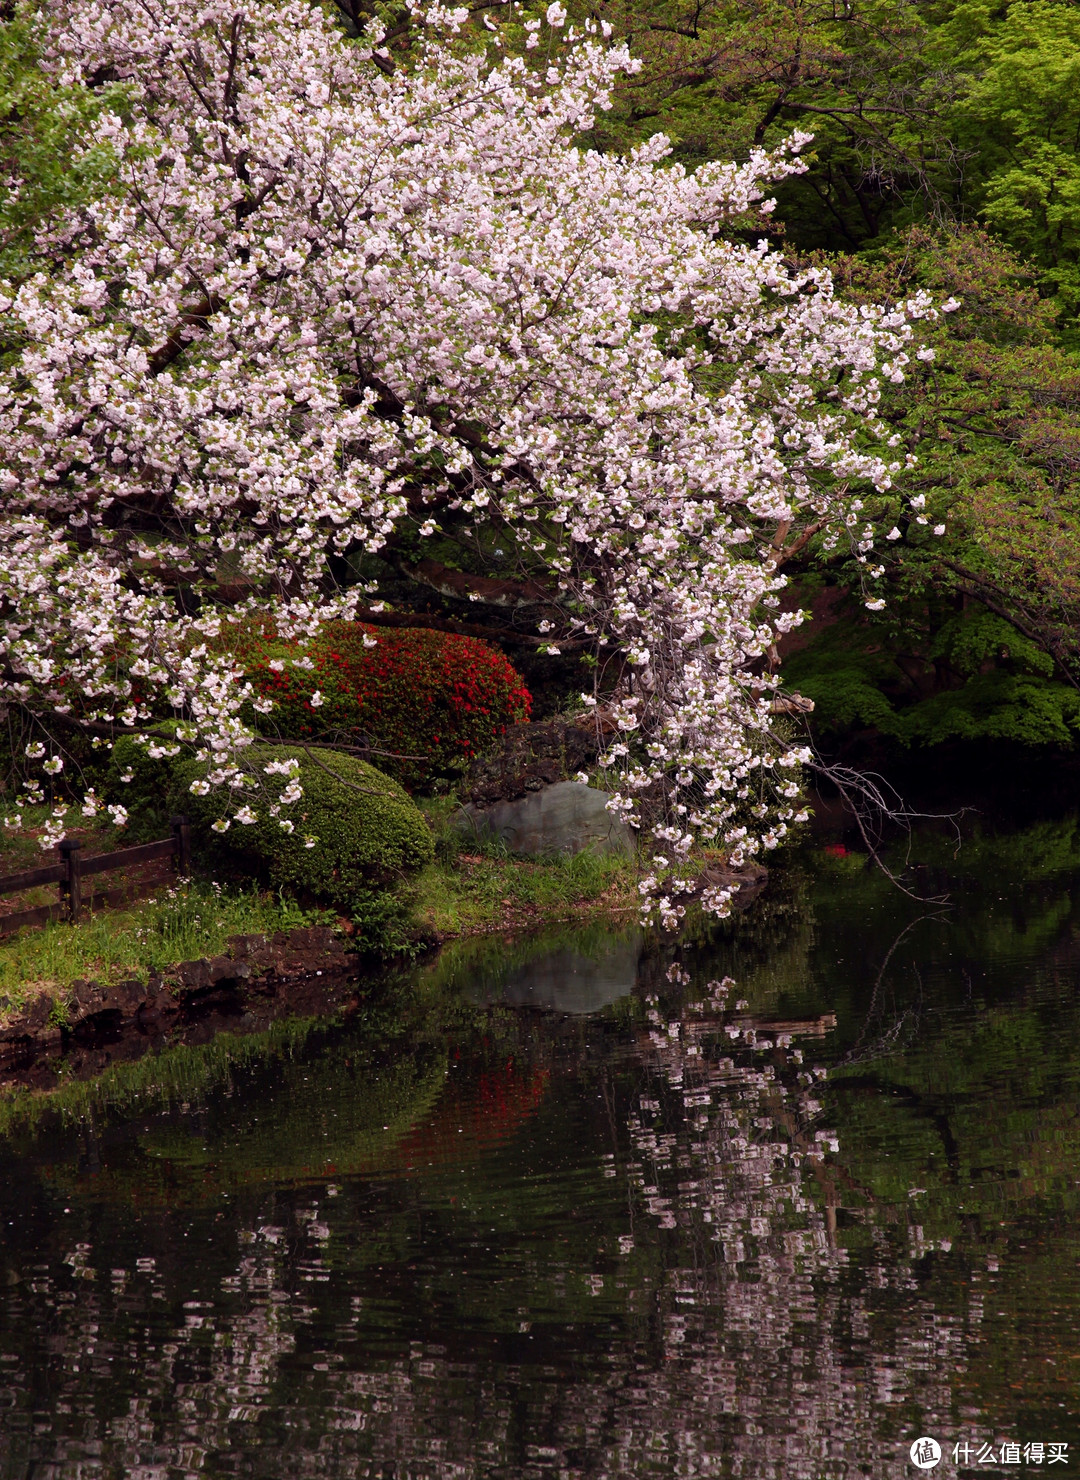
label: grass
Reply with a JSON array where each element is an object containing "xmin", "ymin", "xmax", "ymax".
[
  {"xmin": 0, "ymin": 880, "xmax": 329, "ymax": 1018},
  {"xmin": 0, "ymin": 805, "xmax": 125, "ymax": 915},
  {"xmin": 409, "ymin": 840, "xmax": 639, "ymax": 938},
  {"xmin": 0, "ymin": 792, "xmax": 640, "ymax": 1023}
]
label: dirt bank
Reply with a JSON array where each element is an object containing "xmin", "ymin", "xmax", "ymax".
[
  {"xmin": 0, "ymin": 926, "xmax": 363, "ymax": 1093},
  {"xmin": 0, "ymin": 861, "xmax": 769, "ymax": 1091}
]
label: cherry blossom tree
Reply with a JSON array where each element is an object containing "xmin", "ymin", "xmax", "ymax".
[{"xmin": 0, "ymin": 0, "xmax": 937, "ymax": 917}]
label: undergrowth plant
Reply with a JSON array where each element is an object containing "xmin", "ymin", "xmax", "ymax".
[
  {"xmin": 0, "ymin": 882, "xmax": 323, "ymax": 1013},
  {"xmin": 411, "ymin": 846, "xmax": 636, "ymax": 937},
  {"xmin": 238, "ymin": 621, "xmax": 532, "ymax": 789}
]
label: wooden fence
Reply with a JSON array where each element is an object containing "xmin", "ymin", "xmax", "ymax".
[{"xmin": 0, "ymin": 815, "xmax": 191, "ymax": 936}]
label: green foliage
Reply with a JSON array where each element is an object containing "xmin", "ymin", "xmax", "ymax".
[
  {"xmin": 0, "ymin": 880, "xmax": 318, "ymax": 1016},
  {"xmin": 172, "ymin": 744, "xmax": 434, "ymax": 930},
  {"xmin": 593, "ymin": 0, "xmax": 946, "ymax": 244},
  {"xmin": 571, "ymin": 0, "xmax": 1080, "ymax": 311},
  {"xmin": 902, "ymin": 671, "xmax": 1080, "ymax": 747},
  {"xmin": 930, "ymin": 609, "xmax": 1054, "ymax": 680},
  {"xmin": 784, "ymin": 590, "xmax": 1080, "ymax": 748},
  {"xmin": 0, "ymin": 8, "xmax": 122, "ymax": 279},
  {"xmin": 105, "ymin": 727, "xmax": 187, "ymax": 840},
  {"xmin": 949, "ymin": 0, "xmax": 1080, "ymax": 319},
  {"xmin": 765, "ymin": 227, "xmax": 1080, "ymax": 745}
]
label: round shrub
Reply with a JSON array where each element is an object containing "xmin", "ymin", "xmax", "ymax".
[
  {"xmin": 241, "ymin": 621, "xmax": 532, "ymax": 790},
  {"xmin": 105, "ymin": 726, "xmax": 186, "ymax": 840},
  {"xmin": 171, "ymin": 744, "xmax": 434, "ymax": 914}
]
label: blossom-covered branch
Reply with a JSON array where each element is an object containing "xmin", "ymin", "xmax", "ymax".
[{"xmin": 0, "ymin": 0, "xmax": 936, "ymax": 909}]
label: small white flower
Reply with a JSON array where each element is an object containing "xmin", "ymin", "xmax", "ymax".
[
  {"xmin": 886, "ymin": 527, "xmax": 901, "ymax": 541},
  {"xmin": 418, "ymin": 519, "xmax": 436, "ymax": 536},
  {"xmin": 234, "ymin": 806, "xmax": 257, "ymax": 824},
  {"xmin": 24, "ymin": 742, "xmax": 45, "ymax": 759},
  {"xmin": 362, "ymin": 633, "xmax": 377, "ymax": 648},
  {"xmin": 865, "ymin": 598, "xmax": 886, "ymax": 612},
  {"xmin": 268, "ymin": 659, "xmax": 285, "ymax": 672},
  {"xmin": 108, "ymin": 804, "xmax": 128, "ymax": 827},
  {"xmin": 189, "ymin": 779, "xmax": 211, "ymax": 796},
  {"xmin": 278, "ymin": 819, "xmax": 295, "ymax": 833},
  {"xmin": 119, "ymin": 770, "xmax": 134, "ymax": 784},
  {"xmin": 546, "ymin": 1, "xmax": 566, "ymax": 24},
  {"xmin": 264, "ymin": 758, "xmax": 300, "ymax": 776},
  {"xmin": 933, "ymin": 524, "xmax": 946, "ymax": 535},
  {"xmin": 42, "ymin": 756, "xmax": 63, "ymax": 775},
  {"xmin": 309, "ymin": 691, "xmax": 324, "ymax": 708},
  {"xmin": 303, "ymin": 834, "xmax": 317, "ymax": 849},
  {"xmin": 211, "ymin": 818, "xmax": 231, "ymax": 833}
]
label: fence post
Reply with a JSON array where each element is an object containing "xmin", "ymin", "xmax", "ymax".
[
  {"xmin": 59, "ymin": 837, "xmax": 82, "ymax": 923},
  {"xmin": 171, "ymin": 814, "xmax": 191, "ymax": 876}
]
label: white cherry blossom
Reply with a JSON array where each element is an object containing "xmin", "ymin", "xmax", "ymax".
[{"xmin": 0, "ymin": 0, "xmax": 934, "ymax": 902}]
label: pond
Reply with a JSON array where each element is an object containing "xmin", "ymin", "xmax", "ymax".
[{"xmin": 2, "ymin": 817, "xmax": 1080, "ymax": 1477}]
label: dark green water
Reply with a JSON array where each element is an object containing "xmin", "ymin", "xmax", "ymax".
[{"xmin": 2, "ymin": 819, "xmax": 1080, "ymax": 1478}]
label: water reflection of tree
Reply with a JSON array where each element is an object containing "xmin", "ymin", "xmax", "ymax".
[
  {"xmin": 1, "ymin": 978, "xmax": 986, "ymax": 1480},
  {"xmin": 10, "ymin": 808, "xmax": 1080, "ymax": 1480}
]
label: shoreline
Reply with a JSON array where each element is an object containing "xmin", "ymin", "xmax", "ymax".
[{"xmin": 0, "ymin": 860, "xmax": 768, "ymax": 1091}]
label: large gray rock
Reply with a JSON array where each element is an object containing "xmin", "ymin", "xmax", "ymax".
[{"xmin": 458, "ymin": 781, "xmax": 634, "ymax": 858}]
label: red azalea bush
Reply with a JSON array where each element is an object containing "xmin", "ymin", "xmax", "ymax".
[{"xmin": 244, "ymin": 621, "xmax": 531, "ymax": 790}]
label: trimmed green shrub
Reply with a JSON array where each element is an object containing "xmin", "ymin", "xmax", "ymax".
[
  {"xmin": 170, "ymin": 745, "xmax": 433, "ymax": 919},
  {"xmin": 105, "ymin": 726, "xmax": 188, "ymax": 841},
  {"xmin": 235, "ymin": 620, "xmax": 531, "ymax": 790}
]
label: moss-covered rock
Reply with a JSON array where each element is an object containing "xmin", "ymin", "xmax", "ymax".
[{"xmin": 171, "ymin": 745, "xmax": 434, "ymax": 917}]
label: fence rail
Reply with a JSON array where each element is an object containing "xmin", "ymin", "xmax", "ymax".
[{"xmin": 0, "ymin": 815, "xmax": 190, "ymax": 936}]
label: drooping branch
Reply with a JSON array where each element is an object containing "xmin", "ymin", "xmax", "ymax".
[
  {"xmin": 351, "ymin": 606, "xmax": 585, "ymax": 649},
  {"xmin": 803, "ymin": 750, "xmax": 962, "ymax": 904},
  {"xmin": 392, "ymin": 555, "xmax": 553, "ymax": 610}
]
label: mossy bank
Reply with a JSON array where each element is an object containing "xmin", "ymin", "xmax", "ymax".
[{"xmin": 0, "ymin": 742, "xmax": 766, "ymax": 1060}]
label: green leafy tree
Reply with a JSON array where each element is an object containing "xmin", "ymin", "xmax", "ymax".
[
  {"xmin": 781, "ymin": 227, "xmax": 1080, "ymax": 748},
  {"xmin": 0, "ymin": 5, "xmax": 120, "ymax": 278},
  {"xmin": 948, "ymin": 0, "xmax": 1080, "ymax": 321}
]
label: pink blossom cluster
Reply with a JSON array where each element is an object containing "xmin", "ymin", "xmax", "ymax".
[{"xmin": 0, "ymin": 0, "xmax": 936, "ymax": 902}]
